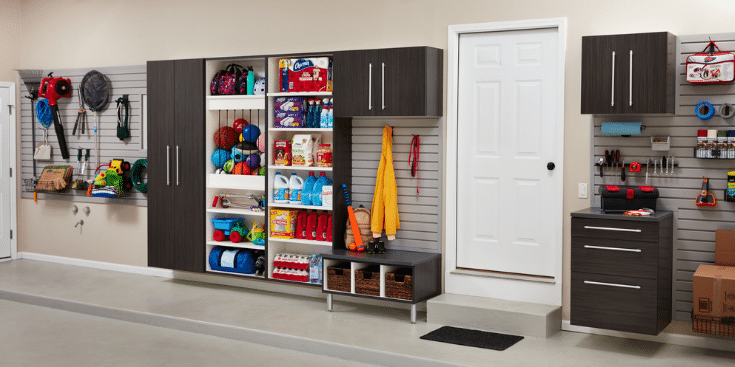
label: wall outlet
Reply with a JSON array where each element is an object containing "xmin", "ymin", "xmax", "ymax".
[{"xmin": 578, "ymin": 183, "xmax": 588, "ymax": 199}]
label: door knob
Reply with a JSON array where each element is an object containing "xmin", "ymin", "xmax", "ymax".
[{"xmin": 547, "ymin": 162, "xmax": 556, "ymax": 171}]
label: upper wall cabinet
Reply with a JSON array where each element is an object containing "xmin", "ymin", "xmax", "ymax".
[
  {"xmin": 333, "ymin": 47, "xmax": 443, "ymax": 117},
  {"xmin": 581, "ymin": 32, "xmax": 676, "ymax": 115}
]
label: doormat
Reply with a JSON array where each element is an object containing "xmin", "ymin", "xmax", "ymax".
[{"xmin": 420, "ymin": 326, "xmax": 524, "ymax": 351}]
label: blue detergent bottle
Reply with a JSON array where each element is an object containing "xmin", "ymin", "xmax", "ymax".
[
  {"xmin": 302, "ymin": 172, "xmax": 317, "ymax": 206},
  {"xmin": 311, "ymin": 172, "xmax": 332, "ymax": 207}
]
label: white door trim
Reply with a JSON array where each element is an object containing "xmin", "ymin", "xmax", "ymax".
[
  {"xmin": 445, "ymin": 18, "xmax": 566, "ymax": 304},
  {"xmin": 0, "ymin": 81, "xmax": 17, "ymax": 260}
]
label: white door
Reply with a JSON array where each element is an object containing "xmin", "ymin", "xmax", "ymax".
[
  {"xmin": 456, "ymin": 28, "xmax": 560, "ymax": 277},
  {"xmin": 0, "ymin": 85, "xmax": 11, "ymax": 259}
]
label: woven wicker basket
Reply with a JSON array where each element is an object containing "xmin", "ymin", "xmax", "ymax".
[
  {"xmin": 692, "ymin": 315, "xmax": 735, "ymax": 337},
  {"xmin": 385, "ymin": 268, "xmax": 413, "ymax": 300},
  {"xmin": 326, "ymin": 263, "xmax": 351, "ymax": 292},
  {"xmin": 355, "ymin": 265, "xmax": 381, "ymax": 296}
]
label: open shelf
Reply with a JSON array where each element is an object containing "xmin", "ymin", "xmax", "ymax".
[
  {"xmin": 269, "ymin": 278, "xmax": 322, "ymax": 287},
  {"xmin": 268, "ymin": 165, "xmax": 332, "ymax": 172},
  {"xmin": 207, "ymin": 95, "xmax": 265, "ymax": 111},
  {"xmin": 206, "ymin": 241, "xmax": 265, "ymax": 250},
  {"xmin": 268, "ymin": 237, "xmax": 333, "ymax": 247},
  {"xmin": 268, "ymin": 202, "xmax": 332, "ymax": 210},
  {"xmin": 206, "ymin": 269, "xmax": 265, "ymax": 279},
  {"xmin": 207, "ymin": 174, "xmax": 265, "ymax": 190},
  {"xmin": 268, "ymin": 92, "xmax": 332, "ymax": 97},
  {"xmin": 269, "ymin": 128, "xmax": 333, "ymax": 132},
  {"xmin": 206, "ymin": 208, "xmax": 266, "ymax": 217}
]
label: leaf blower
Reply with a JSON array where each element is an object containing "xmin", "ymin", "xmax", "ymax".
[
  {"xmin": 39, "ymin": 72, "xmax": 72, "ymax": 159},
  {"xmin": 696, "ymin": 177, "xmax": 717, "ymax": 207}
]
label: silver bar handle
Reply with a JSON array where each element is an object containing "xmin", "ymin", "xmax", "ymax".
[
  {"xmin": 611, "ymin": 51, "xmax": 616, "ymax": 107},
  {"xmin": 166, "ymin": 145, "xmax": 170, "ymax": 186},
  {"xmin": 584, "ymin": 245, "xmax": 641, "ymax": 253},
  {"xmin": 584, "ymin": 280, "xmax": 641, "ymax": 290},
  {"xmin": 176, "ymin": 145, "xmax": 180, "ymax": 186},
  {"xmin": 629, "ymin": 50, "xmax": 633, "ymax": 107},
  {"xmin": 583, "ymin": 225, "xmax": 641, "ymax": 233},
  {"xmin": 382, "ymin": 62, "xmax": 386, "ymax": 110},
  {"xmin": 368, "ymin": 63, "xmax": 373, "ymax": 111}
]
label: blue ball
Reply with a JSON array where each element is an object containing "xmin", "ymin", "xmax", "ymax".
[
  {"xmin": 231, "ymin": 146, "xmax": 246, "ymax": 163},
  {"xmin": 211, "ymin": 149, "xmax": 230, "ymax": 168},
  {"xmin": 246, "ymin": 154, "xmax": 261, "ymax": 169},
  {"xmin": 241, "ymin": 125, "xmax": 261, "ymax": 144}
]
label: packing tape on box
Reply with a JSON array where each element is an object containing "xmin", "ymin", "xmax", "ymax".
[{"xmin": 601, "ymin": 122, "xmax": 645, "ymax": 136}]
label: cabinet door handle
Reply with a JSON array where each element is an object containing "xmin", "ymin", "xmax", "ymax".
[
  {"xmin": 166, "ymin": 145, "xmax": 170, "ymax": 186},
  {"xmin": 629, "ymin": 50, "xmax": 633, "ymax": 107},
  {"xmin": 583, "ymin": 225, "xmax": 641, "ymax": 233},
  {"xmin": 176, "ymin": 145, "xmax": 180, "ymax": 186},
  {"xmin": 610, "ymin": 51, "xmax": 616, "ymax": 107},
  {"xmin": 584, "ymin": 280, "xmax": 641, "ymax": 290},
  {"xmin": 584, "ymin": 245, "xmax": 641, "ymax": 253},
  {"xmin": 382, "ymin": 62, "xmax": 386, "ymax": 110},
  {"xmin": 368, "ymin": 63, "xmax": 373, "ymax": 111}
]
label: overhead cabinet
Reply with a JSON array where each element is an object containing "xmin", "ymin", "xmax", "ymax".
[
  {"xmin": 581, "ymin": 32, "xmax": 676, "ymax": 114},
  {"xmin": 333, "ymin": 47, "xmax": 443, "ymax": 117},
  {"xmin": 147, "ymin": 58, "xmax": 206, "ymax": 273}
]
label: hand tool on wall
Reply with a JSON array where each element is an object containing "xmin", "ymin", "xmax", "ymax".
[
  {"xmin": 39, "ymin": 73, "xmax": 72, "ymax": 159},
  {"xmin": 73, "ymin": 88, "xmax": 87, "ymax": 135},
  {"xmin": 621, "ymin": 159, "xmax": 626, "ymax": 182},
  {"xmin": 19, "ymin": 69, "xmax": 44, "ymax": 178},
  {"xmin": 645, "ymin": 159, "xmax": 649, "ymax": 184},
  {"xmin": 696, "ymin": 177, "xmax": 717, "ymax": 207},
  {"xmin": 670, "ymin": 156, "xmax": 675, "ymax": 174},
  {"xmin": 598, "ymin": 157, "xmax": 604, "ymax": 178},
  {"xmin": 663, "ymin": 156, "xmax": 668, "ymax": 175}
]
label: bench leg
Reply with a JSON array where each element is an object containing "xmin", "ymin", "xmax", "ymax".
[
  {"xmin": 327, "ymin": 294, "xmax": 333, "ymax": 311},
  {"xmin": 410, "ymin": 304, "xmax": 417, "ymax": 324}
]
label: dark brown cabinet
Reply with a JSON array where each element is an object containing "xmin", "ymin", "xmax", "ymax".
[
  {"xmin": 333, "ymin": 47, "xmax": 443, "ymax": 117},
  {"xmin": 147, "ymin": 59, "xmax": 206, "ymax": 272},
  {"xmin": 581, "ymin": 32, "xmax": 675, "ymax": 114},
  {"xmin": 571, "ymin": 208, "xmax": 673, "ymax": 335}
]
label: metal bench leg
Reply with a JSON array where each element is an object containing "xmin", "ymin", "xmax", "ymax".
[
  {"xmin": 327, "ymin": 294, "xmax": 333, "ymax": 311},
  {"xmin": 410, "ymin": 304, "xmax": 417, "ymax": 324}
]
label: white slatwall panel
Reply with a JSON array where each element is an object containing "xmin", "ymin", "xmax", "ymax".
[
  {"xmin": 591, "ymin": 33, "xmax": 735, "ymax": 321},
  {"xmin": 351, "ymin": 118, "xmax": 442, "ymax": 253},
  {"xmin": 19, "ymin": 65, "xmax": 147, "ymax": 206}
]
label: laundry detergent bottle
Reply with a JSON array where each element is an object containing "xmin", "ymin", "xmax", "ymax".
[
  {"xmin": 316, "ymin": 213, "xmax": 329, "ymax": 241},
  {"xmin": 273, "ymin": 172, "xmax": 289, "ymax": 203},
  {"xmin": 311, "ymin": 172, "xmax": 332, "ymax": 207},
  {"xmin": 302, "ymin": 172, "xmax": 317, "ymax": 206},
  {"xmin": 288, "ymin": 173, "xmax": 304, "ymax": 204},
  {"xmin": 305, "ymin": 212, "xmax": 318, "ymax": 240},
  {"xmin": 295, "ymin": 211, "xmax": 308, "ymax": 239}
]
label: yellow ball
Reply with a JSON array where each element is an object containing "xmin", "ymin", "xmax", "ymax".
[{"xmin": 239, "ymin": 133, "xmax": 245, "ymax": 142}]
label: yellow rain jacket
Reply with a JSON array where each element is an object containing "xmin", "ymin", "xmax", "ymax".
[{"xmin": 371, "ymin": 126, "xmax": 400, "ymax": 240}]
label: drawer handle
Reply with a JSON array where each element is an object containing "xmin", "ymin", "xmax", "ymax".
[
  {"xmin": 584, "ymin": 280, "xmax": 641, "ymax": 290},
  {"xmin": 583, "ymin": 225, "xmax": 641, "ymax": 233},
  {"xmin": 584, "ymin": 245, "xmax": 641, "ymax": 253}
]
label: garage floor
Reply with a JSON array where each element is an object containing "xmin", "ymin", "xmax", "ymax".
[{"xmin": 0, "ymin": 259, "xmax": 734, "ymax": 367}]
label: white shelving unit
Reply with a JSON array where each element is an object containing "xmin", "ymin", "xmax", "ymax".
[
  {"xmin": 268, "ymin": 165, "xmax": 332, "ymax": 172},
  {"xmin": 269, "ymin": 128, "xmax": 333, "ymax": 132},
  {"xmin": 207, "ymin": 174, "xmax": 265, "ymax": 190},
  {"xmin": 206, "ymin": 241, "xmax": 265, "ymax": 250},
  {"xmin": 267, "ymin": 237, "xmax": 333, "ymax": 247},
  {"xmin": 206, "ymin": 208, "xmax": 265, "ymax": 217}
]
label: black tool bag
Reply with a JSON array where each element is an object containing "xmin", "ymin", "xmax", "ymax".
[{"xmin": 600, "ymin": 185, "xmax": 659, "ymax": 213}]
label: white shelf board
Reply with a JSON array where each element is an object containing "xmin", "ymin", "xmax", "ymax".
[
  {"xmin": 269, "ymin": 128, "xmax": 333, "ymax": 132},
  {"xmin": 267, "ymin": 237, "xmax": 333, "ymax": 247},
  {"xmin": 207, "ymin": 174, "xmax": 265, "ymax": 190},
  {"xmin": 268, "ymin": 92, "xmax": 332, "ymax": 97},
  {"xmin": 268, "ymin": 202, "xmax": 332, "ymax": 210},
  {"xmin": 206, "ymin": 269, "xmax": 265, "ymax": 279},
  {"xmin": 206, "ymin": 241, "xmax": 266, "ymax": 250},
  {"xmin": 206, "ymin": 208, "xmax": 265, "ymax": 216},
  {"xmin": 207, "ymin": 95, "xmax": 265, "ymax": 111},
  {"xmin": 268, "ymin": 165, "xmax": 332, "ymax": 172}
]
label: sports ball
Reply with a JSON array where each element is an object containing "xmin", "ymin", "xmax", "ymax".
[
  {"xmin": 214, "ymin": 126, "xmax": 237, "ymax": 149},
  {"xmin": 231, "ymin": 146, "xmax": 246, "ymax": 163},
  {"xmin": 232, "ymin": 162, "xmax": 250, "ymax": 175},
  {"xmin": 233, "ymin": 118, "xmax": 248, "ymax": 133},
  {"xmin": 254, "ymin": 78, "xmax": 266, "ymax": 95},
  {"xmin": 246, "ymin": 154, "xmax": 261, "ymax": 169},
  {"xmin": 251, "ymin": 166, "xmax": 260, "ymax": 175},
  {"xmin": 223, "ymin": 159, "xmax": 234, "ymax": 173},
  {"xmin": 259, "ymin": 167, "xmax": 266, "ymax": 176},
  {"xmin": 211, "ymin": 149, "xmax": 230, "ymax": 168},
  {"xmin": 260, "ymin": 153, "xmax": 265, "ymax": 165},
  {"xmin": 256, "ymin": 133, "xmax": 265, "ymax": 153},
  {"xmin": 241, "ymin": 124, "xmax": 261, "ymax": 144}
]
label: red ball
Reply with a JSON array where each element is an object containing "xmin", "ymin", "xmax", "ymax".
[
  {"xmin": 214, "ymin": 126, "xmax": 237, "ymax": 149},
  {"xmin": 233, "ymin": 118, "xmax": 249, "ymax": 133},
  {"xmin": 232, "ymin": 162, "xmax": 250, "ymax": 175}
]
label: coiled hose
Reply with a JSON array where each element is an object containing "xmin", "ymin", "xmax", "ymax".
[{"xmin": 131, "ymin": 159, "xmax": 148, "ymax": 193}]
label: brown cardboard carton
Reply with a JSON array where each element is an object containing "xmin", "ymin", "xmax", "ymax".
[
  {"xmin": 692, "ymin": 264, "xmax": 735, "ymax": 318},
  {"xmin": 716, "ymin": 229, "xmax": 735, "ymax": 266}
]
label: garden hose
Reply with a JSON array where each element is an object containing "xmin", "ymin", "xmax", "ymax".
[{"xmin": 131, "ymin": 159, "xmax": 148, "ymax": 193}]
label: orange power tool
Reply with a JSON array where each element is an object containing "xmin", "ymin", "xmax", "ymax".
[{"xmin": 696, "ymin": 177, "xmax": 716, "ymax": 207}]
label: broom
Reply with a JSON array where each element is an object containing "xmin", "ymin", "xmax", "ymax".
[{"xmin": 18, "ymin": 69, "xmax": 44, "ymax": 180}]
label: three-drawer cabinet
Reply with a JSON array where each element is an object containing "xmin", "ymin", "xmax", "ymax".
[{"xmin": 571, "ymin": 208, "xmax": 673, "ymax": 335}]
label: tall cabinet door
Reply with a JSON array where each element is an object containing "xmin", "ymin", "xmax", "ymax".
[
  {"xmin": 172, "ymin": 59, "xmax": 206, "ymax": 272},
  {"xmin": 333, "ymin": 49, "xmax": 375, "ymax": 117},
  {"xmin": 147, "ymin": 60, "xmax": 176, "ymax": 269}
]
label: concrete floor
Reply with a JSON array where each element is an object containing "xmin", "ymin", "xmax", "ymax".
[{"xmin": 1, "ymin": 259, "xmax": 735, "ymax": 366}]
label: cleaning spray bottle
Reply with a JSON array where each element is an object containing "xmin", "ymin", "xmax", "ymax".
[{"xmin": 320, "ymin": 98, "xmax": 329, "ymax": 128}]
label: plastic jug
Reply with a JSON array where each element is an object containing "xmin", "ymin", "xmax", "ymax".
[
  {"xmin": 273, "ymin": 172, "xmax": 289, "ymax": 203},
  {"xmin": 305, "ymin": 212, "xmax": 318, "ymax": 240},
  {"xmin": 311, "ymin": 172, "xmax": 332, "ymax": 207},
  {"xmin": 289, "ymin": 173, "xmax": 304, "ymax": 204},
  {"xmin": 326, "ymin": 215, "xmax": 333, "ymax": 242},
  {"xmin": 316, "ymin": 213, "xmax": 329, "ymax": 241},
  {"xmin": 295, "ymin": 211, "xmax": 308, "ymax": 239},
  {"xmin": 302, "ymin": 172, "xmax": 317, "ymax": 205}
]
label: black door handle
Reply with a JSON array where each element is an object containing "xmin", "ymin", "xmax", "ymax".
[{"xmin": 547, "ymin": 162, "xmax": 555, "ymax": 171}]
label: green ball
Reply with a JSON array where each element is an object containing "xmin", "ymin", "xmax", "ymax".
[
  {"xmin": 259, "ymin": 167, "xmax": 265, "ymax": 176},
  {"xmin": 223, "ymin": 159, "xmax": 234, "ymax": 173}
]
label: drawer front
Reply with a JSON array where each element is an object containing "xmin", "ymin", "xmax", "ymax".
[
  {"xmin": 572, "ymin": 217, "xmax": 659, "ymax": 242},
  {"xmin": 571, "ymin": 272, "xmax": 658, "ymax": 335},
  {"xmin": 571, "ymin": 236, "xmax": 658, "ymax": 279}
]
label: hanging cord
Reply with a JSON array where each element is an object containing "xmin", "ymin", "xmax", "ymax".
[
  {"xmin": 116, "ymin": 95, "xmax": 130, "ymax": 140},
  {"xmin": 409, "ymin": 135, "xmax": 420, "ymax": 197},
  {"xmin": 35, "ymin": 98, "xmax": 53, "ymax": 129},
  {"xmin": 131, "ymin": 159, "xmax": 148, "ymax": 193}
]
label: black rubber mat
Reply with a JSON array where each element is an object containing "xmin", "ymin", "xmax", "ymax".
[{"xmin": 420, "ymin": 326, "xmax": 524, "ymax": 351}]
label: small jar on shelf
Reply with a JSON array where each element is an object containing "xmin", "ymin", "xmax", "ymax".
[{"xmin": 316, "ymin": 144, "xmax": 333, "ymax": 167}]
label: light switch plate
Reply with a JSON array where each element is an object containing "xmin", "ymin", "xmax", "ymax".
[{"xmin": 578, "ymin": 183, "xmax": 588, "ymax": 199}]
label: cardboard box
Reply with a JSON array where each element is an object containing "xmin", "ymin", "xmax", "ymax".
[
  {"xmin": 716, "ymin": 229, "xmax": 735, "ymax": 266},
  {"xmin": 692, "ymin": 264, "xmax": 735, "ymax": 318}
]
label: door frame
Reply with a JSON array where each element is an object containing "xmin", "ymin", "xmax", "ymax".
[
  {"xmin": 0, "ymin": 81, "xmax": 17, "ymax": 260},
  {"xmin": 445, "ymin": 18, "xmax": 566, "ymax": 305}
]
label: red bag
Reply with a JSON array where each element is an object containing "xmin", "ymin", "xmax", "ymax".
[
  {"xmin": 686, "ymin": 41, "xmax": 734, "ymax": 84},
  {"xmin": 210, "ymin": 64, "xmax": 245, "ymax": 95}
]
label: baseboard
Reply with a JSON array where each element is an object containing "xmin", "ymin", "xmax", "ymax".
[
  {"xmin": 562, "ymin": 320, "xmax": 735, "ymax": 352},
  {"xmin": 18, "ymin": 252, "xmax": 174, "ymax": 278}
]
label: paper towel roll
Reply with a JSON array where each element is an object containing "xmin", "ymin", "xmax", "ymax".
[{"xmin": 601, "ymin": 122, "xmax": 645, "ymax": 136}]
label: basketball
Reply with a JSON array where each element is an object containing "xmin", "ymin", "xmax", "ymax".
[
  {"xmin": 211, "ymin": 149, "xmax": 230, "ymax": 168},
  {"xmin": 214, "ymin": 126, "xmax": 237, "ymax": 149}
]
